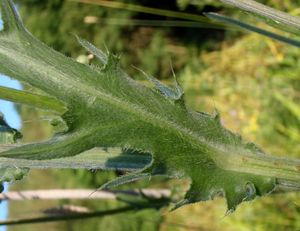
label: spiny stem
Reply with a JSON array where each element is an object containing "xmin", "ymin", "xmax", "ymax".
[
  {"xmin": 2, "ymin": 144, "xmax": 300, "ymax": 181},
  {"xmin": 215, "ymin": 149, "xmax": 300, "ymax": 182},
  {"xmin": 0, "ymin": 146, "xmax": 151, "ymax": 171},
  {"xmin": 1, "ymin": 146, "xmax": 300, "ymax": 192},
  {"xmin": 0, "ymin": 86, "xmax": 66, "ymax": 114}
]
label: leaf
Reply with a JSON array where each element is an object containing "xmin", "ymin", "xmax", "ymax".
[
  {"xmin": 0, "ymin": 86, "xmax": 66, "ymax": 113},
  {"xmin": 0, "ymin": 0, "xmax": 288, "ymax": 212},
  {"xmin": 0, "ymin": 113, "xmax": 28, "ymax": 191},
  {"xmin": 220, "ymin": 0, "xmax": 300, "ymax": 36}
]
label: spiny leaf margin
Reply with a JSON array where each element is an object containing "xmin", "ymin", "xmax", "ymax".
[{"xmin": 0, "ymin": 0, "xmax": 278, "ymax": 212}]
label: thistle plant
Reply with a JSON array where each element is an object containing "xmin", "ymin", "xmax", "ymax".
[{"xmin": 0, "ymin": 0, "xmax": 300, "ymax": 213}]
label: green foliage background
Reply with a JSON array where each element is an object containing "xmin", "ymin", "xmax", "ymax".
[{"xmin": 4, "ymin": 0, "xmax": 300, "ymax": 230}]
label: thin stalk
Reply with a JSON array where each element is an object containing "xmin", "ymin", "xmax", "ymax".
[
  {"xmin": 0, "ymin": 86, "xmax": 66, "ymax": 114},
  {"xmin": 205, "ymin": 13, "xmax": 300, "ymax": 48},
  {"xmin": 72, "ymin": 0, "xmax": 225, "ymax": 28},
  {"xmin": 88, "ymin": 18, "xmax": 225, "ymax": 29},
  {"xmin": 0, "ymin": 206, "xmax": 134, "ymax": 226},
  {"xmin": 0, "ymin": 195, "xmax": 169, "ymax": 226}
]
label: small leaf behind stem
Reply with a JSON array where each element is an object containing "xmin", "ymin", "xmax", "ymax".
[{"xmin": 0, "ymin": 113, "xmax": 28, "ymax": 189}]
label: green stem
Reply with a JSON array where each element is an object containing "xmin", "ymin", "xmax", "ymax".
[
  {"xmin": 276, "ymin": 179, "xmax": 300, "ymax": 192},
  {"xmin": 214, "ymin": 149, "xmax": 300, "ymax": 182},
  {"xmin": 0, "ymin": 146, "xmax": 150, "ymax": 171},
  {"xmin": 2, "ymin": 144, "xmax": 300, "ymax": 182},
  {"xmin": 0, "ymin": 86, "xmax": 66, "ymax": 114},
  {"xmin": 2, "ymin": 146, "xmax": 300, "ymax": 191},
  {"xmin": 91, "ymin": 18, "xmax": 224, "ymax": 29}
]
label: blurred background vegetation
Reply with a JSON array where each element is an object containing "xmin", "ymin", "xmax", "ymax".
[{"xmin": 5, "ymin": 0, "xmax": 300, "ymax": 230}]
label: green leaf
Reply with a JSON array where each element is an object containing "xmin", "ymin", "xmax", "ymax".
[
  {"xmin": 3, "ymin": 0, "xmax": 300, "ymax": 212},
  {"xmin": 0, "ymin": 113, "xmax": 28, "ymax": 190},
  {"xmin": 0, "ymin": 86, "xmax": 66, "ymax": 113}
]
